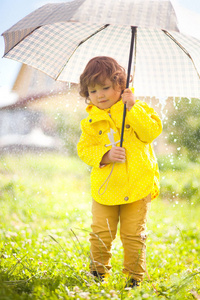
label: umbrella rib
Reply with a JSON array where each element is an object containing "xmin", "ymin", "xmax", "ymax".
[
  {"xmin": 55, "ymin": 24, "xmax": 110, "ymax": 81},
  {"xmin": 163, "ymin": 30, "xmax": 200, "ymax": 80}
]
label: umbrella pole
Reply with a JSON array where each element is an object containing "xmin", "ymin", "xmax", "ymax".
[{"xmin": 120, "ymin": 26, "xmax": 137, "ymax": 147}]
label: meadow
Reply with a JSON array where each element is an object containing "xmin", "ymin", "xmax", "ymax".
[{"xmin": 0, "ymin": 153, "xmax": 199, "ymax": 299}]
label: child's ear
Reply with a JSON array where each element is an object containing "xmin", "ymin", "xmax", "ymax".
[{"xmin": 85, "ymin": 97, "xmax": 92, "ymax": 105}]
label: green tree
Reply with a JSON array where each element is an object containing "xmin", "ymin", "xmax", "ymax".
[
  {"xmin": 165, "ymin": 98, "xmax": 200, "ymax": 161},
  {"xmin": 54, "ymin": 110, "xmax": 86, "ymax": 156}
]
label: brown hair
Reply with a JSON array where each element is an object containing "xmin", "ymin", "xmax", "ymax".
[{"xmin": 79, "ymin": 56, "xmax": 126, "ymax": 99}]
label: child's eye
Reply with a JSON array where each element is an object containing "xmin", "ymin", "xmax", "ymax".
[
  {"xmin": 103, "ymin": 86, "xmax": 110, "ymax": 90},
  {"xmin": 89, "ymin": 90, "xmax": 96, "ymax": 94}
]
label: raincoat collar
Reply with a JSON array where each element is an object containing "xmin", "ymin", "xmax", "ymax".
[{"xmin": 86, "ymin": 99, "xmax": 123, "ymax": 123}]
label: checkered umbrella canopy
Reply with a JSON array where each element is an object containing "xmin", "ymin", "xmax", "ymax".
[{"xmin": 2, "ymin": 0, "xmax": 200, "ymax": 98}]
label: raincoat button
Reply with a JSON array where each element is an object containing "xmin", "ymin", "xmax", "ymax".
[
  {"xmin": 126, "ymin": 124, "xmax": 130, "ymax": 128},
  {"xmin": 99, "ymin": 130, "xmax": 102, "ymax": 135},
  {"xmin": 124, "ymin": 196, "xmax": 129, "ymax": 201},
  {"xmin": 89, "ymin": 119, "xmax": 92, "ymax": 123}
]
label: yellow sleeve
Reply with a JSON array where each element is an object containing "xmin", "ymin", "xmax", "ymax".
[
  {"xmin": 126, "ymin": 100, "xmax": 162, "ymax": 143},
  {"xmin": 77, "ymin": 120, "xmax": 109, "ymax": 168}
]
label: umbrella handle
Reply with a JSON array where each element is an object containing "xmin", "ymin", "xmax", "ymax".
[{"xmin": 120, "ymin": 26, "xmax": 137, "ymax": 147}]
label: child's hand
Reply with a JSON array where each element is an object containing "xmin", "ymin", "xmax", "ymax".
[
  {"xmin": 101, "ymin": 147, "xmax": 126, "ymax": 165},
  {"xmin": 122, "ymin": 88, "xmax": 135, "ymax": 111}
]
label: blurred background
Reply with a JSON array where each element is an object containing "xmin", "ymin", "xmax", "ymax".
[
  {"xmin": 0, "ymin": 0, "xmax": 200, "ymax": 154},
  {"xmin": 0, "ymin": 0, "xmax": 199, "ymax": 163}
]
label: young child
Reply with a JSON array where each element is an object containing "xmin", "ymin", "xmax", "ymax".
[{"xmin": 77, "ymin": 56, "xmax": 162, "ymax": 287}]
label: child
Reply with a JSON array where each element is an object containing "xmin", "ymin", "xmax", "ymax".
[{"xmin": 77, "ymin": 56, "xmax": 162, "ymax": 287}]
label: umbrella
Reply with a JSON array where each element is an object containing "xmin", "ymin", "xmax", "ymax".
[{"xmin": 2, "ymin": 0, "xmax": 200, "ymax": 146}]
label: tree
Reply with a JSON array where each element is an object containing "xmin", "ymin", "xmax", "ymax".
[
  {"xmin": 54, "ymin": 110, "xmax": 86, "ymax": 156},
  {"xmin": 165, "ymin": 98, "xmax": 200, "ymax": 161}
]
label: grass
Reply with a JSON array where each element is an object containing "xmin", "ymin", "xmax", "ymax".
[{"xmin": 0, "ymin": 153, "xmax": 200, "ymax": 299}]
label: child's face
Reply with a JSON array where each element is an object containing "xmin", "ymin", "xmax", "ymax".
[{"xmin": 88, "ymin": 78, "xmax": 122, "ymax": 110}]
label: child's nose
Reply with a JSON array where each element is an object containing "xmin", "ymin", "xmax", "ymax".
[{"xmin": 97, "ymin": 90, "xmax": 104, "ymax": 98}]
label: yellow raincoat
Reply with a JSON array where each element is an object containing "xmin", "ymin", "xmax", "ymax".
[{"xmin": 77, "ymin": 99, "xmax": 162, "ymax": 205}]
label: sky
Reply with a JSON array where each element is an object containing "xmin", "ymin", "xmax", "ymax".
[{"xmin": 0, "ymin": 0, "xmax": 200, "ymax": 94}]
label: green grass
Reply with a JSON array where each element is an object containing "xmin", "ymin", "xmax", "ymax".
[
  {"xmin": 158, "ymin": 155, "xmax": 200, "ymax": 202},
  {"xmin": 0, "ymin": 153, "xmax": 200, "ymax": 299}
]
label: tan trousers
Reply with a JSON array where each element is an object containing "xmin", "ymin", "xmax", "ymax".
[{"xmin": 90, "ymin": 194, "xmax": 151, "ymax": 281}]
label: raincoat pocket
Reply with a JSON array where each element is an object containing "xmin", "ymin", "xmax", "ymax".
[
  {"xmin": 84, "ymin": 120, "xmax": 110, "ymax": 142},
  {"xmin": 96, "ymin": 127, "xmax": 111, "ymax": 145},
  {"xmin": 133, "ymin": 131, "xmax": 149, "ymax": 149},
  {"xmin": 131, "ymin": 131, "xmax": 156, "ymax": 171}
]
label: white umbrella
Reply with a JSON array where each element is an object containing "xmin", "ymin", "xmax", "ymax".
[{"xmin": 2, "ymin": 0, "xmax": 184, "ymax": 97}]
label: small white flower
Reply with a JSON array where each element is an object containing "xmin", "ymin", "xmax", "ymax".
[
  {"xmin": 142, "ymin": 294, "xmax": 150, "ymax": 298},
  {"xmin": 79, "ymin": 292, "xmax": 90, "ymax": 299},
  {"xmin": 73, "ymin": 286, "xmax": 80, "ymax": 292}
]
